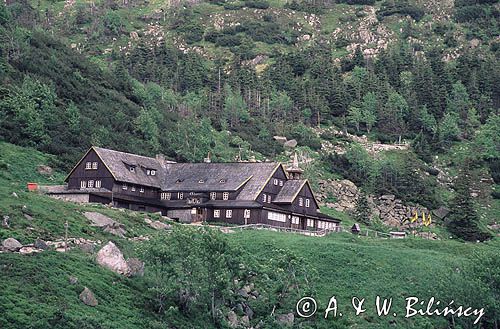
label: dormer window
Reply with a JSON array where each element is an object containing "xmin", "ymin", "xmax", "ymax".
[
  {"xmin": 198, "ymin": 179, "xmax": 205, "ymax": 184},
  {"xmin": 210, "ymin": 192, "xmax": 216, "ymax": 200},
  {"xmin": 130, "ymin": 166, "xmax": 135, "ymax": 173},
  {"xmin": 122, "ymin": 184, "xmax": 128, "ymax": 190},
  {"xmin": 223, "ymin": 192, "xmax": 229, "ymax": 200},
  {"xmin": 131, "ymin": 186, "xmax": 136, "ymax": 192},
  {"xmin": 273, "ymin": 179, "xmax": 278, "ymax": 185},
  {"xmin": 85, "ymin": 162, "xmax": 92, "ymax": 170},
  {"xmin": 178, "ymin": 192, "xmax": 184, "ymax": 200},
  {"xmin": 306, "ymin": 199, "xmax": 310, "ymax": 208},
  {"xmin": 262, "ymin": 194, "xmax": 267, "ymax": 203},
  {"xmin": 299, "ymin": 197, "xmax": 303, "ymax": 207},
  {"xmin": 151, "ymin": 170, "xmax": 156, "ymax": 176},
  {"xmin": 140, "ymin": 187, "xmax": 144, "ymax": 193},
  {"xmin": 279, "ymin": 180, "xmax": 283, "ymax": 187},
  {"xmin": 176, "ymin": 179, "xmax": 183, "ymax": 183},
  {"xmin": 219, "ymin": 179, "xmax": 226, "ymax": 184}
]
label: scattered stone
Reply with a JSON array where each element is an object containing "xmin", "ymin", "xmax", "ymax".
[
  {"xmin": 433, "ymin": 206, "xmax": 450, "ymax": 220},
  {"xmin": 144, "ymin": 218, "xmax": 171, "ymax": 230},
  {"xmin": 24, "ymin": 214, "xmax": 33, "ymax": 221},
  {"xmin": 79, "ymin": 243, "xmax": 95, "ymax": 254},
  {"xmin": 34, "ymin": 239, "xmax": 49, "ymax": 250},
  {"xmin": 37, "ymin": 165, "xmax": 53, "ymax": 175},
  {"xmin": 284, "ymin": 139, "xmax": 297, "ymax": 148},
  {"xmin": 227, "ymin": 311, "xmax": 238, "ymax": 328},
  {"xmin": 240, "ymin": 315, "xmax": 250, "ymax": 326},
  {"xmin": 126, "ymin": 258, "xmax": 145, "ymax": 277},
  {"xmin": 276, "ymin": 313, "xmax": 294, "ymax": 327},
  {"xmin": 244, "ymin": 305, "xmax": 254, "ymax": 319},
  {"xmin": 2, "ymin": 215, "xmax": 9, "ymax": 228},
  {"xmin": 273, "ymin": 136, "xmax": 287, "ymax": 145},
  {"xmin": 380, "ymin": 194, "xmax": 395, "ymax": 201},
  {"xmin": 79, "ymin": 287, "xmax": 98, "ymax": 307},
  {"xmin": 238, "ymin": 288, "xmax": 249, "ymax": 298},
  {"xmin": 2, "ymin": 238, "xmax": 22, "ymax": 251},
  {"xmin": 96, "ymin": 241, "xmax": 129, "ymax": 275},
  {"xmin": 19, "ymin": 246, "xmax": 43, "ymax": 254},
  {"xmin": 69, "ymin": 276, "xmax": 78, "ymax": 285},
  {"xmin": 103, "ymin": 222, "xmax": 127, "ymax": 237},
  {"xmin": 11, "ymin": 192, "xmax": 18, "ymax": 198},
  {"xmin": 84, "ymin": 212, "xmax": 118, "ymax": 227}
]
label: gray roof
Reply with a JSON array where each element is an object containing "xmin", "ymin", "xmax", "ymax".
[
  {"xmin": 162, "ymin": 163, "xmax": 280, "ymax": 201},
  {"xmin": 273, "ymin": 180, "xmax": 307, "ymax": 203},
  {"xmin": 93, "ymin": 147, "xmax": 169, "ymax": 188}
]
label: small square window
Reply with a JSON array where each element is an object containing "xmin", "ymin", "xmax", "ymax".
[
  {"xmin": 273, "ymin": 179, "xmax": 278, "ymax": 186},
  {"xmin": 178, "ymin": 192, "xmax": 183, "ymax": 200},
  {"xmin": 305, "ymin": 199, "xmax": 310, "ymax": 208},
  {"xmin": 151, "ymin": 170, "xmax": 156, "ymax": 176},
  {"xmin": 166, "ymin": 192, "xmax": 171, "ymax": 200},
  {"xmin": 140, "ymin": 187, "xmax": 144, "ymax": 193},
  {"xmin": 244, "ymin": 209, "xmax": 251, "ymax": 218},
  {"xmin": 122, "ymin": 184, "xmax": 127, "ymax": 190},
  {"xmin": 262, "ymin": 194, "xmax": 267, "ymax": 203},
  {"xmin": 268, "ymin": 195, "xmax": 272, "ymax": 203},
  {"xmin": 131, "ymin": 186, "xmax": 136, "ymax": 192},
  {"xmin": 219, "ymin": 179, "xmax": 226, "ymax": 184},
  {"xmin": 146, "ymin": 169, "xmax": 151, "ymax": 175},
  {"xmin": 279, "ymin": 180, "xmax": 283, "ymax": 187},
  {"xmin": 88, "ymin": 180, "xmax": 94, "ymax": 188},
  {"xmin": 210, "ymin": 192, "xmax": 216, "ymax": 200},
  {"xmin": 95, "ymin": 180, "xmax": 101, "ymax": 188},
  {"xmin": 92, "ymin": 162, "xmax": 98, "ymax": 169},
  {"xmin": 85, "ymin": 162, "xmax": 92, "ymax": 170},
  {"xmin": 214, "ymin": 210, "xmax": 220, "ymax": 218},
  {"xmin": 223, "ymin": 192, "xmax": 229, "ymax": 200},
  {"xmin": 299, "ymin": 197, "xmax": 303, "ymax": 207},
  {"xmin": 226, "ymin": 210, "xmax": 232, "ymax": 218}
]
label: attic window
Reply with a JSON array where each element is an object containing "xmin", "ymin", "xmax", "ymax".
[
  {"xmin": 151, "ymin": 170, "xmax": 156, "ymax": 176},
  {"xmin": 198, "ymin": 179, "xmax": 205, "ymax": 184},
  {"xmin": 130, "ymin": 166, "xmax": 135, "ymax": 173},
  {"xmin": 219, "ymin": 179, "xmax": 226, "ymax": 184}
]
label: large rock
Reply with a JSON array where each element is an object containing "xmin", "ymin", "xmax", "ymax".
[
  {"xmin": 2, "ymin": 238, "xmax": 22, "ymax": 251},
  {"xmin": 273, "ymin": 136, "xmax": 287, "ymax": 145},
  {"xmin": 227, "ymin": 311, "xmax": 238, "ymax": 328},
  {"xmin": 96, "ymin": 242, "xmax": 129, "ymax": 275},
  {"xmin": 126, "ymin": 258, "xmax": 145, "ymax": 277},
  {"xmin": 2, "ymin": 215, "xmax": 9, "ymax": 228},
  {"xmin": 103, "ymin": 222, "xmax": 127, "ymax": 237},
  {"xmin": 37, "ymin": 165, "xmax": 53, "ymax": 175},
  {"xmin": 34, "ymin": 239, "xmax": 49, "ymax": 250},
  {"xmin": 284, "ymin": 139, "xmax": 297, "ymax": 148},
  {"xmin": 79, "ymin": 287, "xmax": 98, "ymax": 307},
  {"xmin": 144, "ymin": 218, "xmax": 172, "ymax": 230},
  {"xmin": 84, "ymin": 212, "xmax": 118, "ymax": 227}
]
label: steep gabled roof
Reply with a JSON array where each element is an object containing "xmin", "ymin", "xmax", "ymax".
[
  {"xmin": 273, "ymin": 179, "xmax": 307, "ymax": 203},
  {"xmin": 92, "ymin": 147, "xmax": 170, "ymax": 188},
  {"xmin": 161, "ymin": 163, "xmax": 280, "ymax": 200}
]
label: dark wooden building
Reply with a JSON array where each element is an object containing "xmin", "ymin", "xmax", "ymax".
[{"xmin": 55, "ymin": 147, "xmax": 340, "ymax": 230}]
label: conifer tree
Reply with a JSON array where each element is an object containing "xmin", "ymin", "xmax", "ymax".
[
  {"xmin": 353, "ymin": 192, "xmax": 372, "ymax": 225},
  {"xmin": 446, "ymin": 164, "xmax": 491, "ymax": 242}
]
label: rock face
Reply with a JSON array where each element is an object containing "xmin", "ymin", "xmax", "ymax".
[
  {"xmin": 2, "ymin": 238, "xmax": 22, "ymax": 251},
  {"xmin": 102, "ymin": 222, "xmax": 127, "ymax": 237},
  {"xmin": 318, "ymin": 179, "xmax": 359, "ymax": 211},
  {"xmin": 273, "ymin": 136, "xmax": 287, "ymax": 145},
  {"xmin": 96, "ymin": 242, "xmax": 129, "ymax": 275},
  {"xmin": 277, "ymin": 313, "xmax": 294, "ymax": 327},
  {"xmin": 79, "ymin": 287, "xmax": 98, "ymax": 307}
]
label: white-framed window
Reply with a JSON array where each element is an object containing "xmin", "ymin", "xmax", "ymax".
[
  {"xmin": 146, "ymin": 169, "xmax": 151, "ymax": 175},
  {"xmin": 244, "ymin": 209, "xmax": 251, "ymax": 218},
  {"xmin": 122, "ymin": 184, "xmax": 128, "ymax": 190},
  {"xmin": 210, "ymin": 192, "xmax": 216, "ymax": 200},
  {"xmin": 279, "ymin": 180, "xmax": 283, "ymax": 187},
  {"xmin": 223, "ymin": 192, "xmax": 229, "ymax": 200},
  {"xmin": 307, "ymin": 218, "xmax": 314, "ymax": 227},
  {"xmin": 318, "ymin": 221, "xmax": 325, "ymax": 229},
  {"xmin": 226, "ymin": 210, "xmax": 232, "ymax": 218},
  {"xmin": 85, "ymin": 162, "xmax": 92, "ymax": 170},
  {"xmin": 88, "ymin": 180, "xmax": 94, "ymax": 188},
  {"xmin": 80, "ymin": 180, "xmax": 86, "ymax": 189},
  {"xmin": 131, "ymin": 186, "xmax": 136, "ymax": 192},
  {"xmin": 140, "ymin": 187, "xmax": 144, "ymax": 193},
  {"xmin": 166, "ymin": 192, "xmax": 171, "ymax": 200},
  {"xmin": 160, "ymin": 192, "xmax": 168, "ymax": 200},
  {"xmin": 305, "ymin": 199, "xmax": 310, "ymax": 208},
  {"xmin": 298, "ymin": 197, "xmax": 303, "ymax": 207},
  {"xmin": 214, "ymin": 209, "xmax": 220, "ymax": 218},
  {"xmin": 95, "ymin": 180, "xmax": 101, "ymax": 188},
  {"xmin": 273, "ymin": 178, "xmax": 278, "ymax": 185},
  {"xmin": 178, "ymin": 192, "xmax": 183, "ymax": 200},
  {"xmin": 267, "ymin": 211, "xmax": 286, "ymax": 222},
  {"xmin": 151, "ymin": 170, "xmax": 156, "ymax": 176},
  {"xmin": 262, "ymin": 194, "xmax": 267, "ymax": 203},
  {"xmin": 291, "ymin": 216, "xmax": 299, "ymax": 225},
  {"xmin": 130, "ymin": 166, "xmax": 135, "ymax": 172},
  {"xmin": 92, "ymin": 162, "xmax": 98, "ymax": 169},
  {"xmin": 268, "ymin": 195, "xmax": 272, "ymax": 203}
]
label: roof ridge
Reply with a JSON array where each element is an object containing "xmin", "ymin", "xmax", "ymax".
[{"xmin": 93, "ymin": 146, "xmax": 160, "ymax": 162}]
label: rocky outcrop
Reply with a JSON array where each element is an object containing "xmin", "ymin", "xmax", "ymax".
[
  {"xmin": 284, "ymin": 139, "xmax": 297, "ymax": 148},
  {"xmin": 276, "ymin": 313, "xmax": 294, "ymax": 327},
  {"xmin": 79, "ymin": 287, "xmax": 98, "ymax": 307},
  {"xmin": 37, "ymin": 165, "xmax": 53, "ymax": 175},
  {"xmin": 85, "ymin": 212, "xmax": 127, "ymax": 237},
  {"xmin": 126, "ymin": 258, "xmax": 145, "ymax": 277},
  {"xmin": 96, "ymin": 242, "xmax": 129, "ymax": 275},
  {"xmin": 318, "ymin": 179, "xmax": 359, "ymax": 212},
  {"xmin": 144, "ymin": 217, "xmax": 172, "ymax": 230}
]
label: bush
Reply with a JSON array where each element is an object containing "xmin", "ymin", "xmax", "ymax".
[
  {"xmin": 377, "ymin": 1, "xmax": 425, "ymax": 21},
  {"xmin": 244, "ymin": 0, "xmax": 269, "ymax": 9}
]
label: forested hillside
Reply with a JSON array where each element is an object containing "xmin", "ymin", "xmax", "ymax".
[{"xmin": 0, "ymin": 0, "xmax": 498, "ymax": 232}]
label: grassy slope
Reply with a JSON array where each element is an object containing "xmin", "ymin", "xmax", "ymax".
[{"xmin": 1, "ymin": 142, "xmax": 498, "ymax": 328}]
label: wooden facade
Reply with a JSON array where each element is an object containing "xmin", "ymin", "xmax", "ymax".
[{"xmin": 59, "ymin": 147, "xmax": 340, "ymax": 228}]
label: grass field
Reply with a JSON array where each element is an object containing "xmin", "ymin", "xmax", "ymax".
[{"xmin": 0, "ymin": 142, "xmax": 498, "ymax": 328}]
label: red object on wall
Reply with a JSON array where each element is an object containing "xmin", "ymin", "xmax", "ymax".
[{"xmin": 27, "ymin": 183, "xmax": 38, "ymax": 191}]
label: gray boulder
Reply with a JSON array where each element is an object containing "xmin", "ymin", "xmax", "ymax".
[
  {"xmin": 2, "ymin": 215, "xmax": 9, "ymax": 228},
  {"xmin": 96, "ymin": 241, "xmax": 129, "ymax": 275},
  {"xmin": 2, "ymin": 238, "xmax": 22, "ymax": 251},
  {"xmin": 284, "ymin": 139, "xmax": 297, "ymax": 148},
  {"xmin": 79, "ymin": 287, "xmax": 98, "ymax": 307},
  {"xmin": 227, "ymin": 311, "xmax": 238, "ymax": 328},
  {"xmin": 126, "ymin": 258, "xmax": 145, "ymax": 277},
  {"xmin": 69, "ymin": 276, "xmax": 79, "ymax": 285},
  {"xmin": 34, "ymin": 239, "xmax": 49, "ymax": 250}
]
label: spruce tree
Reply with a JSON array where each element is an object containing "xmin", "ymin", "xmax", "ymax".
[
  {"xmin": 446, "ymin": 165, "xmax": 491, "ymax": 242},
  {"xmin": 353, "ymin": 192, "xmax": 372, "ymax": 225}
]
